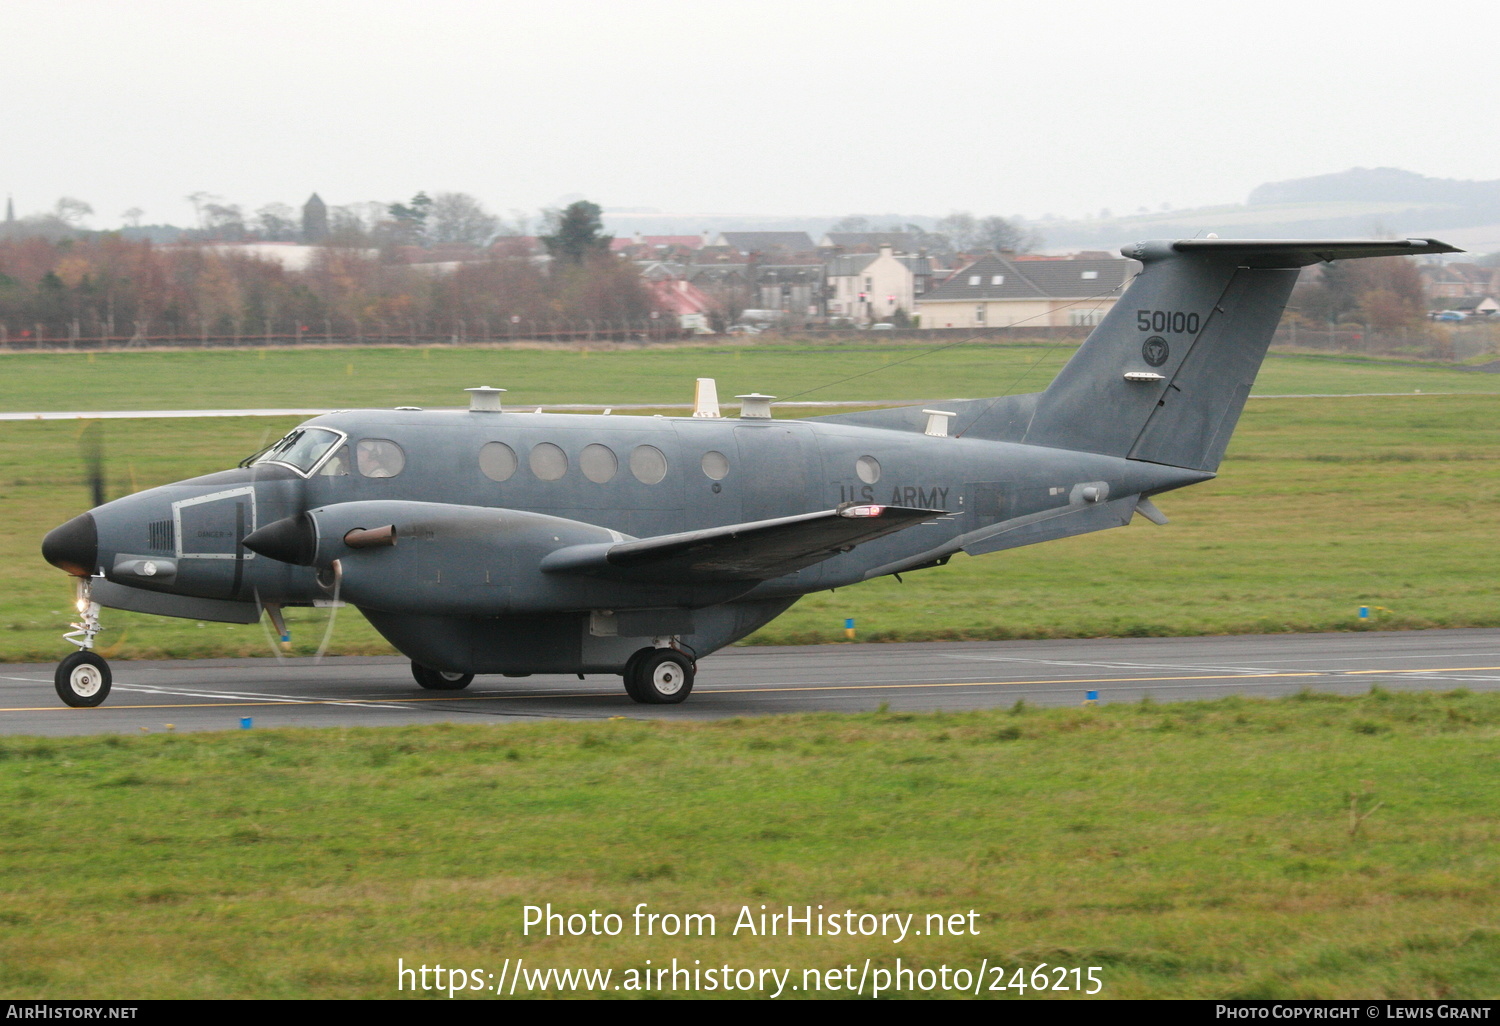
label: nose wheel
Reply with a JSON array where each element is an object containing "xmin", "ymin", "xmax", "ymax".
[
  {"xmin": 55, "ymin": 577, "xmax": 112, "ymax": 707},
  {"xmin": 56, "ymin": 651, "xmax": 112, "ymax": 707}
]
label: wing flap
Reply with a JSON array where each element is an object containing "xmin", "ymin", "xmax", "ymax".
[{"xmin": 542, "ymin": 503, "xmax": 946, "ymax": 582}]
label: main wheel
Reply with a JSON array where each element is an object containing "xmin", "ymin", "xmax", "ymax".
[
  {"xmin": 626, "ymin": 649, "xmax": 694, "ymax": 705},
  {"xmin": 621, "ymin": 648, "xmax": 651, "ymax": 703},
  {"xmin": 56, "ymin": 651, "xmax": 111, "ymax": 708},
  {"xmin": 411, "ymin": 662, "xmax": 474, "ymax": 691}
]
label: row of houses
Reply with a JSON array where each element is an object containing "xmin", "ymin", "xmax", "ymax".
[{"xmin": 620, "ymin": 230, "xmax": 1138, "ymax": 330}]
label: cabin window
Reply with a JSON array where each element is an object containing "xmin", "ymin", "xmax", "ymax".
[
  {"xmin": 479, "ymin": 442, "xmax": 518, "ymax": 482},
  {"xmin": 856, "ymin": 455, "xmax": 881, "ymax": 484},
  {"xmin": 701, "ymin": 450, "xmax": 729, "ymax": 480},
  {"xmin": 530, "ymin": 442, "xmax": 568, "ymax": 481},
  {"xmin": 356, "ymin": 438, "xmax": 405, "ymax": 478},
  {"xmin": 319, "ymin": 445, "xmax": 351, "ymax": 476},
  {"xmin": 630, "ymin": 444, "xmax": 667, "ymax": 484},
  {"xmin": 580, "ymin": 443, "xmax": 618, "ymax": 483}
]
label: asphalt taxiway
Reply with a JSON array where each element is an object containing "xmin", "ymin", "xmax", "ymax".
[{"xmin": 5, "ymin": 629, "xmax": 1500, "ymax": 736}]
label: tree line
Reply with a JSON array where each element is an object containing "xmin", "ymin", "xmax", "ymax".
[{"xmin": 0, "ymin": 202, "xmax": 657, "ymax": 343}]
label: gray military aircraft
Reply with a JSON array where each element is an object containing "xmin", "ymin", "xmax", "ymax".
[{"xmin": 41, "ymin": 238, "xmax": 1457, "ymax": 708}]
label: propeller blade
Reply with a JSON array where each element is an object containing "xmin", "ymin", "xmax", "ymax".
[
  {"xmin": 313, "ymin": 560, "xmax": 342, "ymax": 663},
  {"xmin": 78, "ymin": 420, "xmax": 105, "ymax": 508}
]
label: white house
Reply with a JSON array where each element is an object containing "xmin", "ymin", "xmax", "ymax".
[{"xmin": 915, "ymin": 254, "xmax": 1138, "ymax": 329}]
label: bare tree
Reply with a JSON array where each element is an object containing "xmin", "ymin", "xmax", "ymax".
[
  {"xmin": 254, "ymin": 203, "xmax": 298, "ymax": 241},
  {"xmin": 933, "ymin": 211, "xmax": 1038, "ymax": 254},
  {"xmin": 829, "ymin": 215, "xmax": 871, "ymax": 233},
  {"xmin": 427, "ymin": 192, "xmax": 501, "ymax": 246},
  {"xmin": 54, "ymin": 197, "xmax": 93, "ymax": 227},
  {"xmin": 201, "ymin": 203, "xmax": 245, "ymax": 240},
  {"xmin": 185, "ymin": 191, "xmax": 219, "ymax": 228}
]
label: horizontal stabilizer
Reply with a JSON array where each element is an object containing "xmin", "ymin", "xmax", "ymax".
[
  {"xmin": 542, "ymin": 503, "xmax": 945, "ymax": 582},
  {"xmin": 1159, "ymin": 237, "xmax": 1460, "ymax": 267}
]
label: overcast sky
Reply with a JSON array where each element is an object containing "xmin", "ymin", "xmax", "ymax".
[{"xmin": 6, "ymin": 0, "xmax": 1494, "ymax": 228}]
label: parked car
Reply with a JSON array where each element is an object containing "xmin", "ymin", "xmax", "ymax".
[
  {"xmin": 725, "ymin": 324, "xmax": 762, "ymax": 336},
  {"xmin": 871, "ymin": 323, "xmax": 896, "ymax": 331},
  {"xmin": 1432, "ymin": 310, "xmax": 1467, "ymax": 322}
]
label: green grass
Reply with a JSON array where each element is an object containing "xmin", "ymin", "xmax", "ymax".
[
  {"xmin": 2, "ymin": 342, "xmax": 1498, "ymax": 412},
  {"xmin": 3, "ymin": 692, "xmax": 1498, "ymax": 998}
]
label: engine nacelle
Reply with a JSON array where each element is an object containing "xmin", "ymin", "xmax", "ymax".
[{"xmin": 244, "ymin": 501, "xmax": 751, "ymax": 616}]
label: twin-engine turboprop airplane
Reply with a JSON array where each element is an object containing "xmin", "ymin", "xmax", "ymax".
[{"xmin": 41, "ymin": 238, "xmax": 1458, "ymax": 708}]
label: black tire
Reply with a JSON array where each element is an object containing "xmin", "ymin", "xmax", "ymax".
[
  {"xmin": 411, "ymin": 662, "xmax": 474, "ymax": 691},
  {"xmin": 56, "ymin": 651, "xmax": 111, "ymax": 708},
  {"xmin": 620, "ymin": 648, "xmax": 652, "ymax": 703},
  {"xmin": 626, "ymin": 649, "xmax": 694, "ymax": 705}
]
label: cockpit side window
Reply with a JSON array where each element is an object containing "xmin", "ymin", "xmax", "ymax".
[
  {"xmin": 357, "ymin": 438, "xmax": 406, "ymax": 478},
  {"xmin": 319, "ymin": 445, "xmax": 351, "ymax": 476},
  {"xmin": 251, "ymin": 427, "xmax": 343, "ymax": 475}
]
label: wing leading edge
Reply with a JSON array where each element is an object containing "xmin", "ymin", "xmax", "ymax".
[{"xmin": 541, "ymin": 503, "xmax": 946, "ymax": 582}]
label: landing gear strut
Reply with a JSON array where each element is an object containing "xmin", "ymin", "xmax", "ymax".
[
  {"xmin": 623, "ymin": 647, "xmax": 695, "ymax": 705},
  {"xmin": 56, "ymin": 577, "xmax": 111, "ymax": 707}
]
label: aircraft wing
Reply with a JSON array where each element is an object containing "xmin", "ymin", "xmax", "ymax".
[{"xmin": 541, "ymin": 503, "xmax": 946, "ymax": 582}]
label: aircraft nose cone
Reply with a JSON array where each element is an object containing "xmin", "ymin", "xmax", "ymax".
[{"xmin": 42, "ymin": 512, "xmax": 98, "ymax": 577}]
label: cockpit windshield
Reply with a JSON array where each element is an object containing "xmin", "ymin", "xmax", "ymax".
[{"xmin": 245, "ymin": 427, "xmax": 344, "ymax": 474}]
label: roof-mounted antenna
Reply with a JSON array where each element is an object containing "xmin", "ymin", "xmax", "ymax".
[
  {"xmin": 736, "ymin": 393, "xmax": 775, "ymax": 419},
  {"xmin": 693, "ymin": 377, "xmax": 721, "ymax": 417},
  {"xmin": 465, "ymin": 386, "xmax": 505, "ymax": 412}
]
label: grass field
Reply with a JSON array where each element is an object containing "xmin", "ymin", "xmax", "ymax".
[
  {"xmin": 2, "ymin": 691, "xmax": 1497, "ymax": 999},
  {"xmin": 3, "ymin": 341, "xmax": 1499, "ymax": 412},
  {"xmin": 4, "ymin": 344, "xmax": 1500, "ymax": 661},
  {"xmin": 6, "ymin": 347, "xmax": 1500, "ymax": 1002}
]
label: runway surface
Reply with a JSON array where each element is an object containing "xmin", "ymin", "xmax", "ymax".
[{"xmin": 5, "ymin": 629, "xmax": 1500, "ymax": 736}]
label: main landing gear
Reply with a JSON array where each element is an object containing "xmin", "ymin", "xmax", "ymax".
[
  {"xmin": 622, "ymin": 647, "xmax": 695, "ymax": 705},
  {"xmin": 56, "ymin": 577, "xmax": 111, "ymax": 707},
  {"xmin": 411, "ymin": 662, "xmax": 474, "ymax": 690}
]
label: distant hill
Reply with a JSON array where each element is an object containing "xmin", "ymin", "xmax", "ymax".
[
  {"xmin": 1037, "ymin": 168, "xmax": 1500, "ymax": 254},
  {"xmin": 1248, "ymin": 167, "xmax": 1500, "ymax": 207}
]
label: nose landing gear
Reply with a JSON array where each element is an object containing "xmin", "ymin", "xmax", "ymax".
[{"xmin": 56, "ymin": 577, "xmax": 112, "ymax": 707}]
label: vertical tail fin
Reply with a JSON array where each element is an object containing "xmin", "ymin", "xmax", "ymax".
[{"xmin": 1019, "ymin": 238, "xmax": 1459, "ymax": 472}]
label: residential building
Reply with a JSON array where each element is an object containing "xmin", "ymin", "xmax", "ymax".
[
  {"xmin": 708, "ymin": 231, "xmax": 817, "ymax": 257},
  {"xmin": 915, "ymin": 254, "xmax": 1138, "ymax": 329},
  {"xmin": 826, "ymin": 244, "xmax": 933, "ymax": 322}
]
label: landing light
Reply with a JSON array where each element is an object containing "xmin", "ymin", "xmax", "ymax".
[{"xmin": 841, "ymin": 505, "xmax": 885, "ymax": 518}]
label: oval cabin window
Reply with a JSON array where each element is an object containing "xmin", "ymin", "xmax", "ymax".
[
  {"xmin": 630, "ymin": 445, "xmax": 668, "ymax": 484},
  {"xmin": 580, "ymin": 443, "xmax": 618, "ymax": 483},
  {"xmin": 356, "ymin": 438, "xmax": 406, "ymax": 478},
  {"xmin": 701, "ymin": 450, "xmax": 729, "ymax": 480},
  {"xmin": 530, "ymin": 442, "xmax": 568, "ymax": 481},
  {"xmin": 479, "ymin": 442, "xmax": 518, "ymax": 482}
]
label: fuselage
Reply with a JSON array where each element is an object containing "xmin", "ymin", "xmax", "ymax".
[{"xmin": 65, "ymin": 405, "xmax": 1204, "ymax": 605}]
